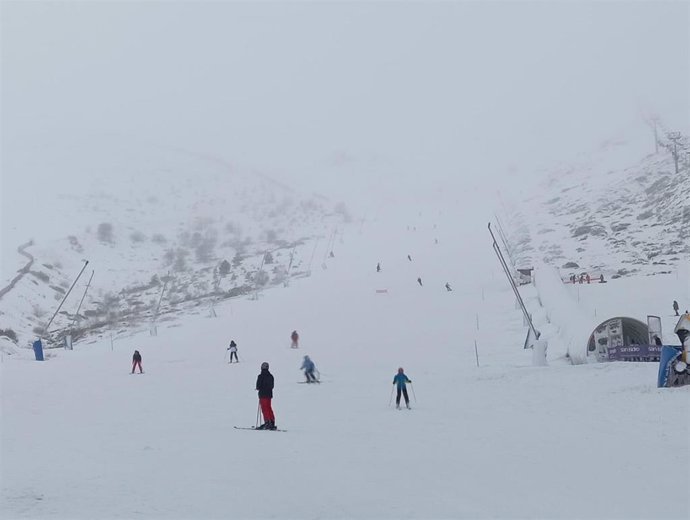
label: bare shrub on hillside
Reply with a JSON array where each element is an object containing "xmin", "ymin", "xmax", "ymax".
[
  {"xmin": 0, "ymin": 329, "xmax": 18, "ymax": 343},
  {"xmin": 195, "ymin": 233, "xmax": 218, "ymax": 263},
  {"xmin": 68, "ymin": 236, "xmax": 84, "ymax": 253},
  {"xmin": 173, "ymin": 248, "xmax": 190, "ymax": 272},
  {"xmin": 30, "ymin": 271, "xmax": 49, "ymax": 283},
  {"xmin": 130, "ymin": 230, "xmax": 147, "ymax": 243},
  {"xmin": 334, "ymin": 201, "xmax": 352, "ymax": 222},
  {"xmin": 97, "ymin": 222, "xmax": 115, "ymax": 243},
  {"xmin": 98, "ymin": 292, "xmax": 121, "ymax": 325},
  {"xmin": 227, "ymin": 285, "xmax": 252, "ymax": 298},
  {"xmin": 32, "ymin": 304, "xmax": 46, "ymax": 319},
  {"xmin": 151, "ymin": 233, "xmax": 167, "ymax": 245},
  {"xmin": 163, "ymin": 248, "xmax": 175, "ymax": 266},
  {"xmin": 219, "ymin": 260, "xmax": 231, "ymax": 276},
  {"xmin": 225, "ymin": 221, "xmax": 241, "ymax": 235},
  {"xmin": 254, "ymin": 270, "xmax": 270, "ymax": 286}
]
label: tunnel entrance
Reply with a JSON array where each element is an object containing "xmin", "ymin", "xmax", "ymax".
[{"xmin": 587, "ymin": 317, "xmax": 650, "ymax": 361}]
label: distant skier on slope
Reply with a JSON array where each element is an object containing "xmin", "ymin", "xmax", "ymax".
[
  {"xmin": 673, "ymin": 300, "xmax": 680, "ymax": 316},
  {"xmin": 417, "ymin": 277, "xmax": 423, "ymax": 287},
  {"xmin": 301, "ymin": 355, "xmax": 318, "ymax": 383},
  {"xmin": 256, "ymin": 362, "xmax": 277, "ymax": 430},
  {"xmin": 131, "ymin": 350, "xmax": 143, "ymax": 374},
  {"xmin": 291, "ymin": 330, "xmax": 299, "ymax": 349},
  {"xmin": 377, "ymin": 262, "xmax": 381, "ymax": 273},
  {"xmin": 445, "ymin": 282, "xmax": 452, "ymax": 291},
  {"xmin": 228, "ymin": 340, "xmax": 239, "ymax": 363},
  {"xmin": 392, "ymin": 367, "xmax": 412, "ymax": 409}
]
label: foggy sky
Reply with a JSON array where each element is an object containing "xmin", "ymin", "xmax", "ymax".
[{"xmin": 2, "ymin": 0, "xmax": 689, "ymax": 189}]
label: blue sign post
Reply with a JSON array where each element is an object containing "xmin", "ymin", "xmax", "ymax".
[{"xmin": 33, "ymin": 339, "xmax": 44, "ymax": 361}]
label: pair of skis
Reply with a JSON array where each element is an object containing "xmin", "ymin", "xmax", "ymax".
[{"xmin": 234, "ymin": 426, "xmax": 287, "ymax": 432}]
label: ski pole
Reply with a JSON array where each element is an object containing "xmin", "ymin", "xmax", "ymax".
[
  {"xmin": 409, "ymin": 382, "xmax": 417, "ymax": 403},
  {"xmin": 388, "ymin": 384, "xmax": 395, "ymax": 406},
  {"xmin": 224, "ymin": 349, "xmax": 228, "ymax": 362},
  {"xmin": 256, "ymin": 401, "xmax": 261, "ymax": 428}
]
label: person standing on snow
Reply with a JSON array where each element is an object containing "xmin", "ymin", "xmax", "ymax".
[
  {"xmin": 256, "ymin": 362, "xmax": 276, "ymax": 430},
  {"xmin": 131, "ymin": 350, "xmax": 143, "ymax": 374},
  {"xmin": 301, "ymin": 355, "xmax": 318, "ymax": 383},
  {"xmin": 445, "ymin": 282, "xmax": 452, "ymax": 291},
  {"xmin": 228, "ymin": 340, "xmax": 239, "ymax": 363},
  {"xmin": 417, "ymin": 277, "xmax": 423, "ymax": 287},
  {"xmin": 376, "ymin": 262, "xmax": 381, "ymax": 273},
  {"xmin": 392, "ymin": 367, "xmax": 412, "ymax": 409},
  {"xmin": 673, "ymin": 300, "xmax": 680, "ymax": 316},
  {"xmin": 291, "ymin": 330, "xmax": 299, "ymax": 349}
]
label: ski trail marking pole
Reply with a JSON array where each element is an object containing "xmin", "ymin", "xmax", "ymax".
[
  {"xmin": 388, "ymin": 385, "xmax": 394, "ymax": 407},
  {"xmin": 409, "ymin": 382, "xmax": 417, "ymax": 403},
  {"xmin": 474, "ymin": 340, "xmax": 480, "ymax": 367},
  {"xmin": 256, "ymin": 401, "xmax": 261, "ymax": 428}
]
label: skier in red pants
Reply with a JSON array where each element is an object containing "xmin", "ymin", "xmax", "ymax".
[
  {"xmin": 131, "ymin": 350, "xmax": 143, "ymax": 374},
  {"xmin": 290, "ymin": 330, "xmax": 299, "ymax": 349},
  {"xmin": 256, "ymin": 362, "xmax": 276, "ymax": 430}
]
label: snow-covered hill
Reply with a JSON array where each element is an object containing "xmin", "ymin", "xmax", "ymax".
[
  {"xmin": 2, "ymin": 192, "xmax": 688, "ymax": 519},
  {"xmin": 497, "ymin": 128, "xmax": 690, "ymax": 363},
  {"xmin": 503, "ymin": 129, "xmax": 689, "ymax": 279},
  {"xmin": 0, "ymin": 137, "xmax": 351, "ymax": 351},
  {"xmin": 2, "ymin": 131, "xmax": 690, "ymax": 519}
]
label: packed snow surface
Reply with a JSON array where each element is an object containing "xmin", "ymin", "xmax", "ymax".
[{"xmin": 2, "ymin": 201, "xmax": 688, "ymax": 519}]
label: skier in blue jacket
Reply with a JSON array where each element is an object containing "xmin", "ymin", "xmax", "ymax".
[
  {"xmin": 392, "ymin": 367, "xmax": 412, "ymax": 409},
  {"xmin": 301, "ymin": 355, "xmax": 318, "ymax": 383}
]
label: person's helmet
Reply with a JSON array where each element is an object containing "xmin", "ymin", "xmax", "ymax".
[
  {"xmin": 398, "ymin": 367, "xmax": 404, "ymax": 373},
  {"xmin": 261, "ymin": 362, "xmax": 269, "ymax": 369}
]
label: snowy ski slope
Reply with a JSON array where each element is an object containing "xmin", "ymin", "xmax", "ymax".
[{"xmin": 2, "ymin": 197, "xmax": 688, "ymax": 519}]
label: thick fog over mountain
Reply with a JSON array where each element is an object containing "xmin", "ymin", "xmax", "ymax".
[
  {"xmin": 2, "ymin": 3, "xmax": 689, "ymax": 519},
  {"xmin": 3, "ymin": 2, "xmax": 688, "ymax": 258}
]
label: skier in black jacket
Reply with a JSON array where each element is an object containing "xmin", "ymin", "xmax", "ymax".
[
  {"xmin": 256, "ymin": 362, "xmax": 276, "ymax": 430},
  {"xmin": 131, "ymin": 350, "xmax": 143, "ymax": 374}
]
